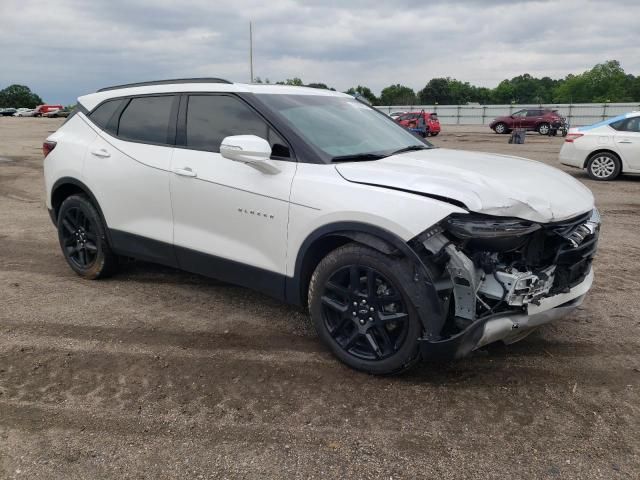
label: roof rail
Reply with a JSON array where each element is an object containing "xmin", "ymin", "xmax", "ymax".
[{"xmin": 97, "ymin": 78, "xmax": 233, "ymax": 92}]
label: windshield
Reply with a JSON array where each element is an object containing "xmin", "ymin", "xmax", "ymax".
[{"xmin": 256, "ymin": 94, "xmax": 431, "ymax": 162}]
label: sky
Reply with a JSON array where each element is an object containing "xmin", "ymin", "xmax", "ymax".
[{"xmin": 1, "ymin": 0, "xmax": 639, "ymax": 104}]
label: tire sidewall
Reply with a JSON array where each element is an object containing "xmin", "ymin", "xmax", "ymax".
[
  {"xmin": 308, "ymin": 245, "xmax": 422, "ymax": 375},
  {"xmin": 57, "ymin": 195, "xmax": 110, "ymax": 279}
]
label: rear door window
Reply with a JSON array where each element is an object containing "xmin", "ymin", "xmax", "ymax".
[
  {"xmin": 185, "ymin": 95, "xmax": 290, "ymax": 158},
  {"xmin": 117, "ymin": 95, "xmax": 175, "ymax": 145}
]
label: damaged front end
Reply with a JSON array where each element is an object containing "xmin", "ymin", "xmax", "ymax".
[{"xmin": 411, "ymin": 209, "xmax": 600, "ymax": 359}]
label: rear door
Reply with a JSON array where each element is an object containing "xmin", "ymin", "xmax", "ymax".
[
  {"xmin": 614, "ymin": 116, "xmax": 640, "ymax": 170},
  {"xmin": 83, "ymin": 95, "xmax": 178, "ymax": 264},
  {"xmin": 169, "ymin": 93, "xmax": 296, "ymax": 296}
]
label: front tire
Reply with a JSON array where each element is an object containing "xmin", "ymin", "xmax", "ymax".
[
  {"xmin": 537, "ymin": 123, "xmax": 550, "ymax": 135},
  {"xmin": 430, "ymin": 131, "xmax": 439, "ymax": 136},
  {"xmin": 57, "ymin": 194, "xmax": 118, "ymax": 279},
  {"xmin": 586, "ymin": 152, "xmax": 621, "ymax": 181},
  {"xmin": 308, "ymin": 244, "xmax": 423, "ymax": 375}
]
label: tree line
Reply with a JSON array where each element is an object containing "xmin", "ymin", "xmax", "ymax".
[
  {"xmin": 0, "ymin": 84, "xmax": 43, "ymax": 108},
  {"xmin": 262, "ymin": 60, "xmax": 640, "ymax": 106},
  {"xmin": 3, "ymin": 60, "xmax": 638, "ymax": 109}
]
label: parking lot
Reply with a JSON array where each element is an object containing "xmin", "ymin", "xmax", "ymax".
[{"xmin": 1, "ymin": 117, "xmax": 639, "ymax": 479}]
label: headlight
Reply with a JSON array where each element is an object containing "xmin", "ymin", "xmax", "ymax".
[{"xmin": 445, "ymin": 214, "xmax": 541, "ymax": 239}]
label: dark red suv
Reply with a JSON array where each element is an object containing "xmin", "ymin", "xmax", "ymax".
[{"xmin": 490, "ymin": 109, "xmax": 565, "ymax": 135}]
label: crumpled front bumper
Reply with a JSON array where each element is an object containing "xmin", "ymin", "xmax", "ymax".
[{"xmin": 419, "ymin": 267, "xmax": 594, "ymax": 360}]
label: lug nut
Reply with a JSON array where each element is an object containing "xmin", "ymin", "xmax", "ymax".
[
  {"xmin": 359, "ymin": 319, "xmax": 365, "ymax": 325},
  {"xmin": 369, "ymin": 307, "xmax": 374, "ymax": 312},
  {"xmin": 352, "ymin": 311, "xmax": 357, "ymax": 316},
  {"xmin": 368, "ymin": 317, "xmax": 373, "ymax": 322}
]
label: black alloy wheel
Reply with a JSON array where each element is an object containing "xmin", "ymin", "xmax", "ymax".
[
  {"xmin": 57, "ymin": 194, "xmax": 118, "ymax": 279},
  {"xmin": 320, "ymin": 265, "xmax": 410, "ymax": 361},
  {"xmin": 308, "ymin": 244, "xmax": 423, "ymax": 374},
  {"xmin": 60, "ymin": 206, "xmax": 99, "ymax": 269}
]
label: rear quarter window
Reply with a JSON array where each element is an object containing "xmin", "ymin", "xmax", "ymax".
[
  {"xmin": 610, "ymin": 119, "xmax": 627, "ymax": 131},
  {"xmin": 90, "ymin": 99, "xmax": 126, "ymax": 134}
]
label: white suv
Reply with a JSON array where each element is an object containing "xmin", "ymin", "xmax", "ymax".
[{"xmin": 44, "ymin": 78, "xmax": 600, "ymax": 374}]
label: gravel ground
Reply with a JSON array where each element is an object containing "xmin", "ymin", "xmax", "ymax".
[{"xmin": 1, "ymin": 118, "xmax": 639, "ymax": 479}]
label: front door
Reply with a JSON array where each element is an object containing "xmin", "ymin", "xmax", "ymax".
[{"xmin": 170, "ymin": 94, "xmax": 297, "ymax": 297}]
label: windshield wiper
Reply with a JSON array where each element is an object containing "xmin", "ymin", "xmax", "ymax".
[
  {"xmin": 331, "ymin": 153, "xmax": 387, "ymax": 162},
  {"xmin": 388, "ymin": 145, "xmax": 428, "ymax": 156}
]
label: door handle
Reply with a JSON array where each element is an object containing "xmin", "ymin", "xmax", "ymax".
[
  {"xmin": 91, "ymin": 148, "xmax": 110, "ymax": 158},
  {"xmin": 618, "ymin": 140, "xmax": 632, "ymax": 144},
  {"xmin": 172, "ymin": 167, "xmax": 197, "ymax": 177}
]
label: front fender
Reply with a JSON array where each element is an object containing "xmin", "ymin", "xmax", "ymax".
[{"xmin": 285, "ymin": 221, "xmax": 446, "ymax": 339}]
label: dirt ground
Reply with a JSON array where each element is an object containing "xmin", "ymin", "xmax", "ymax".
[{"xmin": 1, "ymin": 118, "xmax": 639, "ymax": 480}]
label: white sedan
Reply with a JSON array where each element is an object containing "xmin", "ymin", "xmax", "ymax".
[
  {"xmin": 14, "ymin": 108, "xmax": 35, "ymax": 117},
  {"xmin": 560, "ymin": 111, "xmax": 640, "ymax": 180}
]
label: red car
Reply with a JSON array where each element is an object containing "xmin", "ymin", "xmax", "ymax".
[
  {"xmin": 34, "ymin": 104, "xmax": 64, "ymax": 117},
  {"xmin": 489, "ymin": 108, "xmax": 566, "ymax": 135},
  {"xmin": 395, "ymin": 111, "xmax": 441, "ymax": 137}
]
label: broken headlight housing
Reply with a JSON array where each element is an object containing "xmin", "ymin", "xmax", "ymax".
[{"xmin": 445, "ymin": 214, "xmax": 541, "ymax": 239}]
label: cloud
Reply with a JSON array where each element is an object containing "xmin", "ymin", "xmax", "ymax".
[{"xmin": 0, "ymin": 0, "xmax": 638, "ymax": 103}]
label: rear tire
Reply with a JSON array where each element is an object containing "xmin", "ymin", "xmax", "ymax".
[
  {"xmin": 430, "ymin": 131, "xmax": 439, "ymax": 137},
  {"xmin": 494, "ymin": 123, "xmax": 508, "ymax": 134},
  {"xmin": 308, "ymin": 244, "xmax": 423, "ymax": 375},
  {"xmin": 586, "ymin": 152, "xmax": 621, "ymax": 181},
  {"xmin": 57, "ymin": 194, "xmax": 118, "ymax": 279}
]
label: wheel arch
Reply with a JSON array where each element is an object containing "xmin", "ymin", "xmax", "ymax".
[
  {"xmin": 584, "ymin": 149, "xmax": 621, "ymax": 169},
  {"xmin": 50, "ymin": 177, "xmax": 112, "ymax": 244},
  {"xmin": 286, "ymin": 221, "xmax": 441, "ymax": 311}
]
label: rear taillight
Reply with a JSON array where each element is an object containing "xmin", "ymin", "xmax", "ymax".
[
  {"xmin": 43, "ymin": 140, "xmax": 57, "ymax": 157},
  {"xmin": 564, "ymin": 133, "xmax": 583, "ymax": 143}
]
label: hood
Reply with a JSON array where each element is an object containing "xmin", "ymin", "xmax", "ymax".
[{"xmin": 335, "ymin": 148, "xmax": 594, "ymax": 223}]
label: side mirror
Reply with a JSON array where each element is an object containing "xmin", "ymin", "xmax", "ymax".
[
  {"xmin": 220, "ymin": 135, "xmax": 271, "ymax": 163},
  {"xmin": 220, "ymin": 135, "xmax": 280, "ymax": 173}
]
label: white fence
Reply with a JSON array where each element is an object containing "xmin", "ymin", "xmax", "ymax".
[{"xmin": 376, "ymin": 103, "xmax": 640, "ymax": 126}]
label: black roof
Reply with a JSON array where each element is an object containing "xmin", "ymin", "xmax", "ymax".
[{"xmin": 97, "ymin": 78, "xmax": 232, "ymax": 93}]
